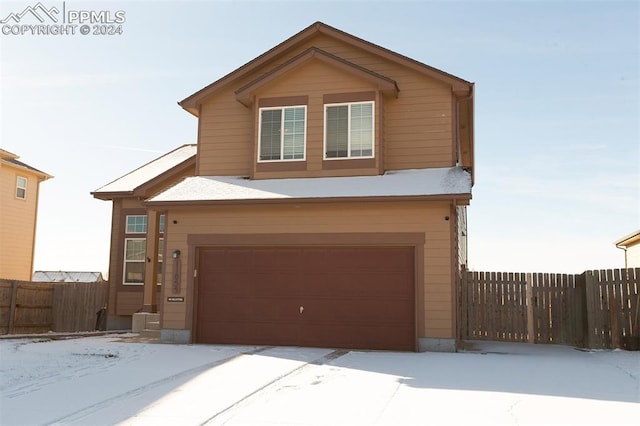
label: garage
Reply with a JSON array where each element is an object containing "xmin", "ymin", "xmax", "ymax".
[{"xmin": 195, "ymin": 246, "xmax": 415, "ymax": 351}]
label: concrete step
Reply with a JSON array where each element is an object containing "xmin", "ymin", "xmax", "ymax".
[
  {"xmin": 139, "ymin": 329, "xmax": 161, "ymax": 339},
  {"xmin": 132, "ymin": 312, "xmax": 160, "ymax": 332},
  {"xmin": 146, "ymin": 321, "xmax": 160, "ymax": 330}
]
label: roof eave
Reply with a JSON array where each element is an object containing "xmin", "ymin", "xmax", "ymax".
[
  {"xmin": 145, "ymin": 193, "xmax": 471, "ymax": 208},
  {"xmin": 235, "ymin": 47, "xmax": 399, "ymax": 107},
  {"xmin": 615, "ymin": 230, "xmax": 640, "ymax": 247},
  {"xmin": 1, "ymin": 158, "xmax": 53, "ymax": 180},
  {"xmin": 178, "ymin": 21, "xmax": 472, "ymax": 115}
]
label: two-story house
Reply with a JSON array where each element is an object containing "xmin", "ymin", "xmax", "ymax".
[
  {"xmin": 93, "ymin": 22, "xmax": 474, "ymax": 351},
  {"xmin": 0, "ymin": 149, "xmax": 52, "ymax": 281}
]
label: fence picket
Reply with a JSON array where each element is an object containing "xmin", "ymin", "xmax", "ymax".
[
  {"xmin": 1, "ymin": 280, "xmax": 108, "ymax": 334},
  {"xmin": 459, "ymin": 268, "xmax": 640, "ymax": 350}
]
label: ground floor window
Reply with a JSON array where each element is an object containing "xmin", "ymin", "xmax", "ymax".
[{"xmin": 123, "ymin": 238, "xmax": 145, "ymax": 285}]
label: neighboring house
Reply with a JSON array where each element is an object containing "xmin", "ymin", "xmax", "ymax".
[
  {"xmin": 94, "ymin": 22, "xmax": 475, "ymax": 352},
  {"xmin": 32, "ymin": 271, "xmax": 106, "ymax": 283},
  {"xmin": 0, "ymin": 149, "xmax": 52, "ymax": 281},
  {"xmin": 615, "ymin": 230, "xmax": 640, "ymax": 268}
]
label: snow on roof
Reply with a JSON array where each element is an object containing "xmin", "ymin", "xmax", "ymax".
[
  {"xmin": 93, "ymin": 144, "xmax": 196, "ymax": 194},
  {"xmin": 32, "ymin": 271, "xmax": 105, "ymax": 283},
  {"xmin": 148, "ymin": 166, "xmax": 471, "ymax": 203}
]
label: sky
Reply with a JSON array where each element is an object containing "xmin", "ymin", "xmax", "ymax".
[{"xmin": 0, "ymin": 0, "xmax": 638, "ymax": 276}]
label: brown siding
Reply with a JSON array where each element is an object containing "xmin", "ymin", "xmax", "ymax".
[
  {"xmin": 161, "ymin": 200, "xmax": 453, "ymax": 338},
  {"xmin": 252, "ymin": 60, "xmax": 381, "ymax": 179},
  {"xmin": 116, "ymin": 291, "xmax": 143, "ymax": 315},
  {"xmin": 106, "ymin": 198, "xmax": 122, "ymax": 317},
  {"xmin": 195, "ymin": 33, "xmax": 455, "ymax": 179},
  {"xmin": 198, "ymin": 85, "xmax": 253, "ymax": 176}
]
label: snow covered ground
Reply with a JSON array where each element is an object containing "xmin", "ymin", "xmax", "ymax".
[{"xmin": 0, "ymin": 334, "xmax": 638, "ymax": 425}]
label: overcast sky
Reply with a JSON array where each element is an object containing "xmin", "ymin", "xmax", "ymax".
[{"xmin": 1, "ymin": 0, "xmax": 638, "ymax": 275}]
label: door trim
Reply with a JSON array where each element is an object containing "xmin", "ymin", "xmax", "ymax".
[{"xmin": 187, "ymin": 232, "xmax": 425, "ymax": 349}]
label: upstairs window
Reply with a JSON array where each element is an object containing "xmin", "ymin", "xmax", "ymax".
[
  {"xmin": 259, "ymin": 106, "xmax": 306, "ymax": 161},
  {"xmin": 16, "ymin": 176, "xmax": 27, "ymax": 199},
  {"xmin": 325, "ymin": 101, "xmax": 374, "ymax": 159}
]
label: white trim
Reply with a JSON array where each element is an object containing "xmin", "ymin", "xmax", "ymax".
[
  {"xmin": 123, "ymin": 237, "xmax": 146, "ymax": 286},
  {"xmin": 257, "ymin": 105, "xmax": 307, "ymax": 162},
  {"xmin": 16, "ymin": 176, "xmax": 27, "ymax": 200},
  {"xmin": 157, "ymin": 237, "xmax": 164, "ymax": 286},
  {"xmin": 323, "ymin": 101, "xmax": 375, "ymax": 160},
  {"xmin": 125, "ymin": 215, "xmax": 147, "ymax": 234}
]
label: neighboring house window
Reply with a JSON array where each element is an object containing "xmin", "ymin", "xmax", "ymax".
[
  {"xmin": 259, "ymin": 106, "xmax": 306, "ymax": 161},
  {"xmin": 324, "ymin": 101, "xmax": 374, "ymax": 159},
  {"xmin": 16, "ymin": 176, "xmax": 27, "ymax": 199},
  {"xmin": 123, "ymin": 214, "xmax": 165, "ymax": 285},
  {"xmin": 123, "ymin": 238, "xmax": 146, "ymax": 285}
]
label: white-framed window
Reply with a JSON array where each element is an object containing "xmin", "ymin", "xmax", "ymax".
[
  {"xmin": 126, "ymin": 215, "xmax": 147, "ymax": 233},
  {"xmin": 16, "ymin": 176, "xmax": 27, "ymax": 199},
  {"xmin": 123, "ymin": 214, "xmax": 165, "ymax": 285},
  {"xmin": 123, "ymin": 238, "xmax": 146, "ymax": 285},
  {"xmin": 258, "ymin": 105, "xmax": 306, "ymax": 161},
  {"xmin": 324, "ymin": 101, "xmax": 374, "ymax": 159},
  {"xmin": 157, "ymin": 238, "xmax": 164, "ymax": 285}
]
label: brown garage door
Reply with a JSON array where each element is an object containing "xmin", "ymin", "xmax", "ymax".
[{"xmin": 195, "ymin": 246, "xmax": 415, "ymax": 351}]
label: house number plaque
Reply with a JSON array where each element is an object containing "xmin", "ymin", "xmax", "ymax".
[{"xmin": 167, "ymin": 297, "xmax": 184, "ymax": 302}]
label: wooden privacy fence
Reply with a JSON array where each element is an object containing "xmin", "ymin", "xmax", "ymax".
[
  {"xmin": 459, "ymin": 268, "xmax": 640, "ymax": 349},
  {"xmin": 0, "ymin": 279, "xmax": 108, "ymax": 335}
]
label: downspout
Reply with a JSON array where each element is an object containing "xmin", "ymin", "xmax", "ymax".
[{"xmin": 615, "ymin": 243, "xmax": 628, "ymax": 269}]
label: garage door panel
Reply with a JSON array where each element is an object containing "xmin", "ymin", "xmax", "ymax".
[
  {"xmin": 199, "ymin": 321, "xmax": 301, "ymax": 346},
  {"xmin": 302, "ymin": 298, "xmax": 413, "ymax": 323},
  {"xmin": 204, "ymin": 296, "xmax": 300, "ymax": 321},
  {"xmin": 299, "ymin": 323, "xmax": 414, "ymax": 351},
  {"xmin": 196, "ymin": 245, "xmax": 415, "ymax": 351},
  {"xmin": 303, "ymin": 272, "xmax": 413, "ymax": 298}
]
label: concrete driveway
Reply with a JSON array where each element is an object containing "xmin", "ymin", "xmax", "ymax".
[{"xmin": 1, "ymin": 336, "xmax": 638, "ymax": 425}]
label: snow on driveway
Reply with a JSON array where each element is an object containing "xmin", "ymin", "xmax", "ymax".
[{"xmin": 0, "ymin": 334, "xmax": 638, "ymax": 425}]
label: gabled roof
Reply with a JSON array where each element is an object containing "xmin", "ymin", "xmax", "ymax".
[
  {"xmin": 146, "ymin": 166, "xmax": 472, "ymax": 205},
  {"xmin": 92, "ymin": 144, "xmax": 196, "ymax": 200},
  {"xmin": 32, "ymin": 271, "xmax": 105, "ymax": 283},
  {"xmin": 0, "ymin": 148, "xmax": 53, "ymax": 180},
  {"xmin": 179, "ymin": 21, "xmax": 472, "ymax": 116},
  {"xmin": 235, "ymin": 47, "xmax": 399, "ymax": 106}
]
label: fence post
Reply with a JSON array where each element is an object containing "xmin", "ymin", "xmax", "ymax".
[
  {"xmin": 574, "ymin": 272, "xmax": 588, "ymax": 348},
  {"xmin": 8, "ymin": 281, "xmax": 18, "ymax": 335},
  {"xmin": 459, "ymin": 267, "xmax": 468, "ymax": 342},
  {"xmin": 526, "ymin": 273, "xmax": 534, "ymax": 343}
]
